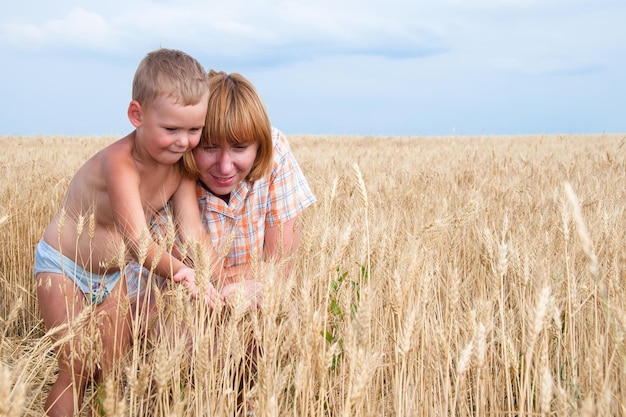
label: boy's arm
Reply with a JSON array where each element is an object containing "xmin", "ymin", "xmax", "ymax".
[
  {"xmin": 104, "ymin": 155, "xmax": 197, "ymax": 296},
  {"xmin": 170, "ymin": 177, "xmax": 222, "ymax": 305},
  {"xmin": 170, "ymin": 178, "xmax": 219, "ymax": 265}
]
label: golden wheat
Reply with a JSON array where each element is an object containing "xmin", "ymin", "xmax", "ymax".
[{"xmin": 1, "ymin": 133, "xmax": 626, "ymax": 415}]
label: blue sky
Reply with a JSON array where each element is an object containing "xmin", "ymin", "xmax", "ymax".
[{"xmin": 1, "ymin": 0, "xmax": 624, "ymax": 137}]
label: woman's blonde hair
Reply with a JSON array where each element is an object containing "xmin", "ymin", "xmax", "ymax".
[{"xmin": 200, "ymin": 70, "xmax": 273, "ymax": 181}]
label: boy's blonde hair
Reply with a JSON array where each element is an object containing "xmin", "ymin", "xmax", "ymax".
[
  {"xmin": 132, "ymin": 48, "xmax": 209, "ymax": 109},
  {"xmin": 133, "ymin": 48, "xmax": 209, "ymax": 178},
  {"xmin": 201, "ymin": 70, "xmax": 273, "ymax": 181}
]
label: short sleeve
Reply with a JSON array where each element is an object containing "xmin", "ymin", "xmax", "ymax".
[{"xmin": 265, "ymin": 129, "xmax": 316, "ymax": 227}]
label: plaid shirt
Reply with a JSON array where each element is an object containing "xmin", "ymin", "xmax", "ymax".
[{"xmin": 197, "ymin": 127, "xmax": 316, "ymax": 268}]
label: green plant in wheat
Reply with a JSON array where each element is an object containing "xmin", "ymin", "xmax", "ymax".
[{"xmin": 323, "ymin": 261, "xmax": 370, "ymax": 373}]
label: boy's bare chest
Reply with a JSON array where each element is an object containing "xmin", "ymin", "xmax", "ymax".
[{"xmin": 139, "ymin": 172, "xmax": 181, "ymax": 213}]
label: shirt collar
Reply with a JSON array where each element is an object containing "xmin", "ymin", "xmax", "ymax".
[{"xmin": 198, "ymin": 180, "xmax": 252, "ymax": 215}]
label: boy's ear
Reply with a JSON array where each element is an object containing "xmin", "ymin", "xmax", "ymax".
[{"xmin": 127, "ymin": 100, "xmax": 143, "ymax": 128}]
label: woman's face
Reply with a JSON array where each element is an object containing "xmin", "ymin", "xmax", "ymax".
[{"xmin": 193, "ymin": 141, "xmax": 259, "ymax": 196}]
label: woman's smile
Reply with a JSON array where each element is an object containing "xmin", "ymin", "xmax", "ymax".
[{"xmin": 212, "ymin": 174, "xmax": 236, "ymax": 187}]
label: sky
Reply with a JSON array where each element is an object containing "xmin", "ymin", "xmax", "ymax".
[{"xmin": 0, "ymin": 0, "xmax": 624, "ymax": 137}]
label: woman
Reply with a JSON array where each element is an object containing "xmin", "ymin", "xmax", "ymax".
[{"xmin": 194, "ymin": 70, "xmax": 316, "ymax": 304}]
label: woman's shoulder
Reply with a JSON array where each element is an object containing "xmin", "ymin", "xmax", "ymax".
[{"xmin": 270, "ymin": 127, "xmax": 293, "ymax": 157}]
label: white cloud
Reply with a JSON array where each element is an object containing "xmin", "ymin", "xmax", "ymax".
[
  {"xmin": 2, "ymin": 7, "xmax": 115, "ymax": 50},
  {"xmin": 0, "ymin": 1, "xmax": 448, "ymax": 63}
]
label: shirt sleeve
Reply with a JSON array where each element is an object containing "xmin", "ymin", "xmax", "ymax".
[{"xmin": 265, "ymin": 128, "xmax": 316, "ymax": 227}]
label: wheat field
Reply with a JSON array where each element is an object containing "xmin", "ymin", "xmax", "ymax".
[{"xmin": 1, "ymin": 133, "xmax": 625, "ymax": 416}]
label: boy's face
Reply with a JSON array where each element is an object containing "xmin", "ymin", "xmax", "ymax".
[{"xmin": 132, "ymin": 93, "xmax": 208, "ymax": 165}]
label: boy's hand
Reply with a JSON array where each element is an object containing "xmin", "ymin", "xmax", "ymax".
[{"xmin": 173, "ymin": 267, "xmax": 224, "ymax": 310}]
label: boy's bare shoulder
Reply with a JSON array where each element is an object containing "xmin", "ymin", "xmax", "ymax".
[
  {"xmin": 96, "ymin": 134, "xmax": 139, "ymax": 176},
  {"xmin": 104, "ymin": 133, "xmax": 134, "ymax": 158}
]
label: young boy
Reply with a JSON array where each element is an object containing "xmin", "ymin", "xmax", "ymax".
[{"xmin": 34, "ymin": 48, "xmax": 217, "ymax": 417}]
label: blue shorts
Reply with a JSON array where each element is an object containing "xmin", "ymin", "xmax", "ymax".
[{"xmin": 34, "ymin": 239, "xmax": 122, "ymax": 304}]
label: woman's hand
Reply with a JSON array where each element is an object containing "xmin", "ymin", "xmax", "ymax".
[{"xmin": 221, "ymin": 279, "xmax": 264, "ymax": 311}]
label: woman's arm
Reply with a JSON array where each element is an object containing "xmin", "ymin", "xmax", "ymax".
[
  {"xmin": 220, "ymin": 216, "xmax": 301, "ymax": 310},
  {"xmin": 263, "ymin": 217, "xmax": 300, "ymax": 265},
  {"xmin": 221, "ymin": 216, "xmax": 300, "ymax": 282}
]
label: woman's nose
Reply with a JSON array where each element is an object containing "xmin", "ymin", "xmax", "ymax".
[{"xmin": 217, "ymin": 150, "xmax": 232, "ymax": 171}]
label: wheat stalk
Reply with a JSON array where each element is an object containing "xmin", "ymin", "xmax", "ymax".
[{"xmin": 563, "ymin": 182, "xmax": 599, "ymax": 277}]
